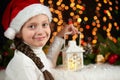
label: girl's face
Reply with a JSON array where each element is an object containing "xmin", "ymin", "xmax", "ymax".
[{"xmin": 18, "ymin": 14, "xmax": 51, "ymax": 47}]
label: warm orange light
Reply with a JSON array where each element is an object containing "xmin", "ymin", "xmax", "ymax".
[
  {"xmin": 103, "ymin": 0, "xmax": 107, "ymax": 4},
  {"xmin": 96, "ymin": 20, "xmax": 100, "ymax": 24},
  {"xmin": 107, "ymin": 32, "xmax": 111, "ymax": 37},
  {"xmin": 96, "ymin": 24, "xmax": 100, "ymax": 28},
  {"xmin": 65, "ymin": 6, "xmax": 69, "ymax": 10},
  {"xmin": 96, "ymin": 6, "xmax": 100, "ymax": 10},
  {"xmin": 92, "ymin": 22, "xmax": 96, "ymax": 26},
  {"xmin": 93, "ymin": 27, "xmax": 97, "ymax": 31},
  {"xmin": 80, "ymin": 28, "xmax": 83, "ymax": 32},
  {"xmin": 48, "ymin": 0, "xmax": 52, "ymax": 4},
  {"xmin": 114, "ymin": 22, "xmax": 117, "ymax": 26},
  {"xmin": 53, "ymin": 17, "xmax": 58, "ymax": 22},
  {"xmin": 109, "ymin": 7, "xmax": 112, "ymax": 11},
  {"xmin": 72, "ymin": 7, "xmax": 76, "ymax": 11},
  {"xmin": 112, "ymin": 38, "xmax": 117, "ymax": 43},
  {"xmin": 55, "ymin": 10, "xmax": 60, "ymax": 14},
  {"xmin": 40, "ymin": 0, "xmax": 44, "ymax": 3},
  {"xmin": 79, "ymin": 10, "xmax": 83, "ymax": 14},
  {"xmin": 56, "ymin": 1, "xmax": 61, "ymax": 6},
  {"xmin": 103, "ymin": 26, "xmax": 107, "ymax": 30},
  {"xmin": 49, "ymin": 7, "xmax": 54, "ymax": 12},
  {"xmin": 92, "ymin": 39, "xmax": 97, "ymax": 44},
  {"xmin": 98, "ymin": 3, "xmax": 102, "ymax": 7},
  {"xmin": 70, "ymin": 3, "xmax": 75, "ymax": 7},
  {"xmin": 70, "ymin": 12, "xmax": 74, "ymax": 16},
  {"xmin": 77, "ymin": 18, "xmax": 82, "ymax": 23},
  {"xmin": 84, "ymin": 17, "xmax": 88, "ymax": 21},
  {"xmin": 103, "ymin": 16, "xmax": 107, "ymax": 22},
  {"xmin": 93, "ymin": 16, "xmax": 98, "ymax": 20},
  {"xmin": 86, "ymin": 25, "xmax": 90, "ymax": 29},
  {"xmin": 109, "ymin": 1, "xmax": 112, "ymax": 5},
  {"xmin": 61, "ymin": 4, "xmax": 65, "ymax": 8},
  {"xmin": 92, "ymin": 31, "xmax": 96, "ymax": 36}
]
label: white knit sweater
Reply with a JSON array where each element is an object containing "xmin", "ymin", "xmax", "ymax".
[{"xmin": 5, "ymin": 36, "xmax": 64, "ymax": 80}]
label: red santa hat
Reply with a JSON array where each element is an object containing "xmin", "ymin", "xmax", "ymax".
[{"xmin": 2, "ymin": 0, "xmax": 52, "ymax": 40}]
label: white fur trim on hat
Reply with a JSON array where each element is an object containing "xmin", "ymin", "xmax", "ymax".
[
  {"xmin": 4, "ymin": 28, "xmax": 16, "ymax": 40},
  {"xmin": 5, "ymin": 4, "xmax": 52, "ymax": 40}
]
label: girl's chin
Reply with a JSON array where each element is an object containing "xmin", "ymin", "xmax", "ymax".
[{"xmin": 35, "ymin": 43, "xmax": 45, "ymax": 47}]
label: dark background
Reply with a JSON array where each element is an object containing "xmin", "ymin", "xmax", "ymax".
[{"xmin": 0, "ymin": 0, "xmax": 120, "ymax": 47}]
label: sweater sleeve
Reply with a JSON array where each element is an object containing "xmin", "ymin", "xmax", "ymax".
[
  {"xmin": 5, "ymin": 51, "xmax": 44, "ymax": 80},
  {"xmin": 47, "ymin": 36, "xmax": 64, "ymax": 67}
]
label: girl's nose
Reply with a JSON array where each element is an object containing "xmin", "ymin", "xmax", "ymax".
[{"xmin": 36, "ymin": 26, "xmax": 44, "ymax": 35}]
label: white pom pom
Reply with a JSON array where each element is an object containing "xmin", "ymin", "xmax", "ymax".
[{"xmin": 4, "ymin": 28, "xmax": 16, "ymax": 40}]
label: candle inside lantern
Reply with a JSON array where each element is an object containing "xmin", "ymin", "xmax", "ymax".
[{"xmin": 67, "ymin": 53, "xmax": 82, "ymax": 71}]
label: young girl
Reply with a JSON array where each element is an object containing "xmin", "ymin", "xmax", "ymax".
[{"xmin": 2, "ymin": 0, "xmax": 78, "ymax": 80}]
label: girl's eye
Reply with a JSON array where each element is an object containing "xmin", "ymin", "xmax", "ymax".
[
  {"xmin": 42, "ymin": 23, "xmax": 49, "ymax": 27},
  {"xmin": 29, "ymin": 25, "xmax": 36, "ymax": 29}
]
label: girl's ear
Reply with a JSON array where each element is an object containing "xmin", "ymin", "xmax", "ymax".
[{"xmin": 16, "ymin": 33, "xmax": 22, "ymax": 38}]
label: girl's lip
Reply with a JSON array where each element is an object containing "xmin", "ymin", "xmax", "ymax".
[{"xmin": 34, "ymin": 36, "xmax": 46, "ymax": 40}]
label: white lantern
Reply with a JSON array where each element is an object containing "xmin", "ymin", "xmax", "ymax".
[{"xmin": 62, "ymin": 32, "xmax": 84, "ymax": 71}]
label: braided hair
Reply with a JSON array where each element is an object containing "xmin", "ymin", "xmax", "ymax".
[{"xmin": 14, "ymin": 37, "xmax": 54, "ymax": 80}]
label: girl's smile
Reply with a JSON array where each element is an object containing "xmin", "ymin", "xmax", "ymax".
[
  {"xmin": 17, "ymin": 14, "xmax": 51, "ymax": 47},
  {"xmin": 33, "ymin": 35, "xmax": 46, "ymax": 41}
]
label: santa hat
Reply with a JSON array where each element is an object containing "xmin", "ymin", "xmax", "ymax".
[{"xmin": 2, "ymin": 0, "xmax": 52, "ymax": 40}]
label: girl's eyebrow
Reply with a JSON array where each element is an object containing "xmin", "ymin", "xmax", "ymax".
[{"xmin": 42, "ymin": 19, "xmax": 49, "ymax": 22}]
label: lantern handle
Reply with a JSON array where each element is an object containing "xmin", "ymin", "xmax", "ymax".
[{"xmin": 63, "ymin": 31, "xmax": 81, "ymax": 48}]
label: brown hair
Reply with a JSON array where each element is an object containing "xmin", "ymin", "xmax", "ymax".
[{"xmin": 14, "ymin": 37, "xmax": 54, "ymax": 80}]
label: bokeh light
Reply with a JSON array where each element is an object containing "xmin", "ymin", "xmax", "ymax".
[{"xmin": 41, "ymin": 0, "xmax": 120, "ymax": 44}]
